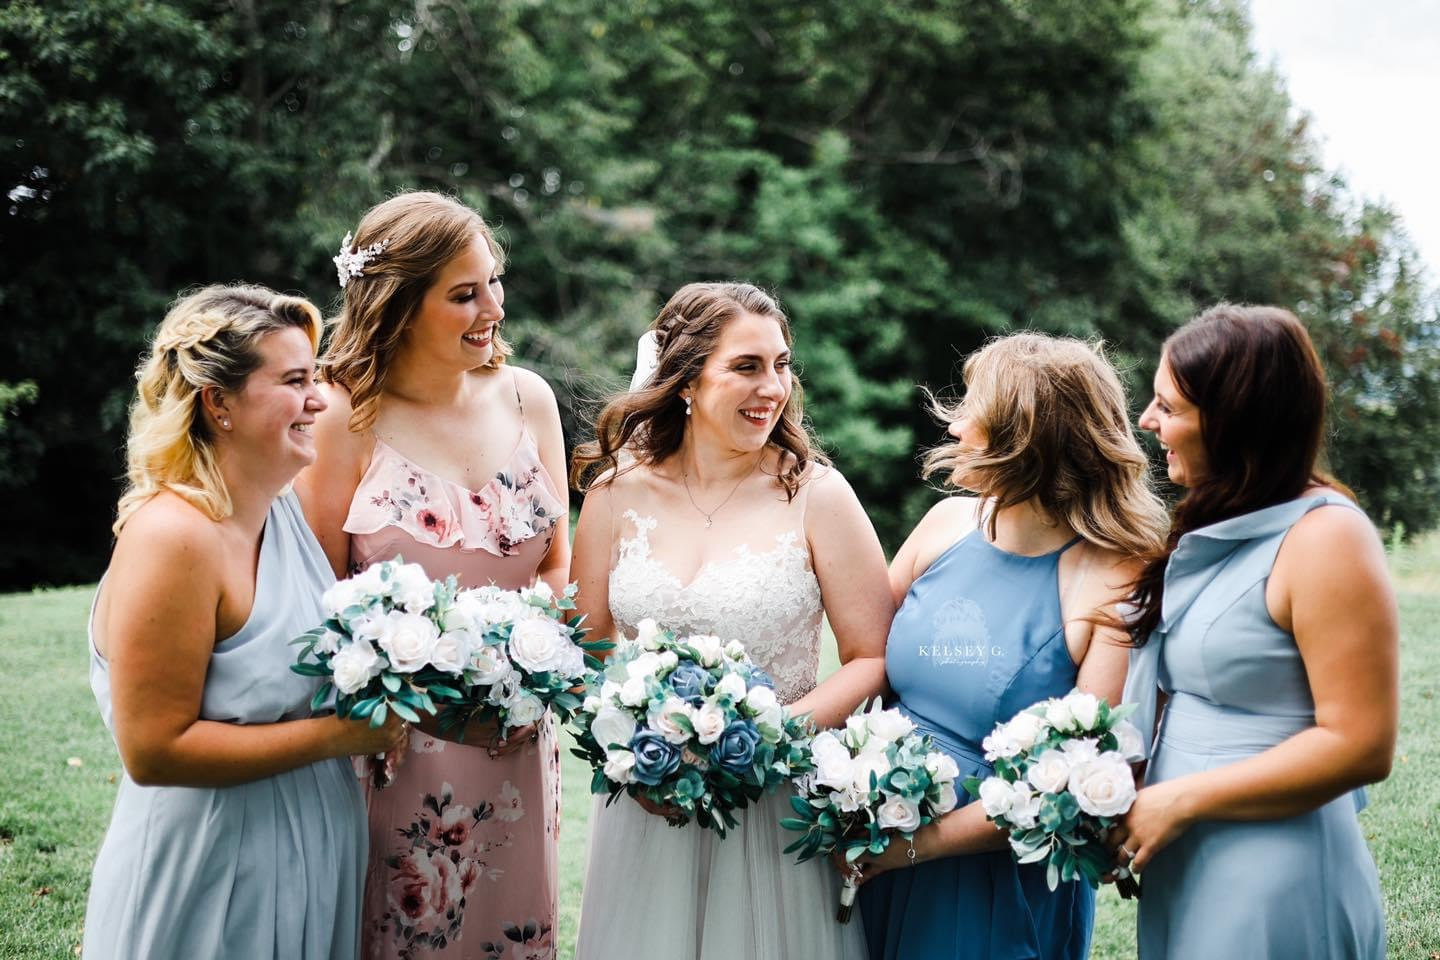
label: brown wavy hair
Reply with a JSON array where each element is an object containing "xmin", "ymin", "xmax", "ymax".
[
  {"xmin": 570, "ymin": 282, "xmax": 826, "ymax": 498},
  {"xmin": 321, "ymin": 191, "xmax": 509, "ymax": 430},
  {"xmin": 1128, "ymin": 303, "xmax": 1341, "ymax": 642},
  {"xmin": 115, "ymin": 284, "xmax": 323, "ymax": 533},
  {"xmin": 923, "ymin": 332, "xmax": 1168, "ymax": 558}
]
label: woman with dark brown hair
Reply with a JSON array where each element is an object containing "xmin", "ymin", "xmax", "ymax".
[
  {"xmin": 297, "ymin": 192, "xmax": 570, "ymax": 959},
  {"xmin": 570, "ymin": 282, "xmax": 895, "ymax": 960},
  {"xmin": 1111, "ymin": 304, "xmax": 1396, "ymax": 959}
]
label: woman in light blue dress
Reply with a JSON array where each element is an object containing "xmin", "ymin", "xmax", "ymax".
[
  {"xmin": 1114, "ymin": 303, "xmax": 1396, "ymax": 959},
  {"xmin": 855, "ymin": 334, "xmax": 1168, "ymax": 960},
  {"xmin": 83, "ymin": 285, "xmax": 407, "ymax": 959}
]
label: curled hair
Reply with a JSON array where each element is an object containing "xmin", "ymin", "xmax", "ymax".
[
  {"xmin": 570, "ymin": 282, "xmax": 826, "ymax": 499},
  {"xmin": 923, "ymin": 333, "xmax": 1168, "ymax": 559},
  {"xmin": 115, "ymin": 284, "xmax": 323, "ymax": 533},
  {"xmin": 321, "ymin": 191, "xmax": 510, "ymax": 430},
  {"xmin": 1128, "ymin": 303, "xmax": 1339, "ymax": 641}
]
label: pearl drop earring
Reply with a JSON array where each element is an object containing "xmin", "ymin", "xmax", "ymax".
[
  {"xmin": 683, "ymin": 395, "xmax": 693, "ymax": 416},
  {"xmin": 219, "ymin": 417, "xmax": 231, "ymax": 429}
]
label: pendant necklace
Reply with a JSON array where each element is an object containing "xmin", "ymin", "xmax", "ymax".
[{"xmin": 681, "ymin": 457, "xmax": 759, "ymax": 529}]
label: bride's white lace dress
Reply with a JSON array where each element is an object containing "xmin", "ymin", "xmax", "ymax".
[{"xmin": 575, "ymin": 510, "xmax": 867, "ymax": 960}]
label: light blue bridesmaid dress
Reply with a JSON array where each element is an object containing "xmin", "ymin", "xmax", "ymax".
[
  {"xmin": 83, "ymin": 492, "xmax": 366, "ymax": 959},
  {"xmin": 859, "ymin": 522, "xmax": 1094, "ymax": 960},
  {"xmin": 1123, "ymin": 492, "xmax": 1386, "ymax": 959}
]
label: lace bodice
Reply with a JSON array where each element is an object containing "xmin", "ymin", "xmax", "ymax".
[{"xmin": 609, "ymin": 509, "xmax": 824, "ymax": 704}]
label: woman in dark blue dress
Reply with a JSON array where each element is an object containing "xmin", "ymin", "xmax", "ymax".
[{"xmin": 855, "ymin": 333, "xmax": 1167, "ymax": 960}]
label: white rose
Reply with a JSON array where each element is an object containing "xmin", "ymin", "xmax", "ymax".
[
  {"xmin": 504, "ymin": 691, "xmax": 545, "ymax": 728},
  {"xmin": 1007, "ymin": 783, "xmax": 1042, "ymax": 829},
  {"xmin": 375, "ymin": 610, "xmax": 440, "ymax": 673},
  {"xmin": 932, "ymin": 780, "xmax": 959, "ymax": 814},
  {"xmin": 1025, "ymin": 748, "xmax": 1073, "ymax": 794},
  {"xmin": 389, "ymin": 563, "xmax": 437, "ymax": 613},
  {"xmin": 876, "ymin": 794, "xmax": 922, "ymax": 832},
  {"xmin": 866, "ymin": 708, "xmax": 917, "ymax": 744},
  {"xmin": 430, "ymin": 628, "xmax": 473, "ymax": 675},
  {"xmin": 692, "ymin": 701, "xmax": 727, "ymax": 744},
  {"xmin": 508, "ymin": 618, "xmax": 572, "ymax": 674},
  {"xmin": 925, "ymin": 752, "xmax": 960, "ymax": 783},
  {"xmin": 321, "ymin": 578, "xmax": 369, "ymax": 618},
  {"xmin": 633, "ymin": 619, "xmax": 664, "ymax": 649},
  {"xmin": 590, "ymin": 705, "xmax": 638, "ymax": 750},
  {"xmin": 977, "ymin": 777, "xmax": 1016, "ymax": 819},
  {"xmin": 1111, "ymin": 720, "xmax": 1146, "ymax": 761},
  {"xmin": 527, "ymin": 580, "xmax": 554, "ymax": 603},
  {"xmin": 981, "ymin": 726, "xmax": 1024, "ymax": 762},
  {"xmin": 851, "ymin": 751, "xmax": 892, "ymax": 794},
  {"xmin": 743, "ymin": 686, "xmax": 784, "ymax": 736},
  {"xmin": 331, "ymin": 636, "xmax": 383, "ymax": 695},
  {"xmin": 603, "ymin": 749, "xmax": 637, "ymax": 784},
  {"xmin": 714, "ymin": 673, "xmax": 747, "ymax": 703},
  {"xmin": 625, "ymin": 651, "xmax": 665, "ymax": 681},
  {"xmin": 1007, "ymin": 710, "xmax": 1051, "ymax": 750},
  {"xmin": 582, "ymin": 694, "xmax": 601, "ymax": 713},
  {"xmin": 492, "ymin": 670, "xmax": 522, "ymax": 707},
  {"xmin": 724, "ymin": 639, "xmax": 748, "ymax": 661},
  {"xmin": 619, "ymin": 675, "xmax": 650, "ymax": 708},
  {"xmin": 813, "ymin": 745, "xmax": 857, "ymax": 792},
  {"xmin": 1068, "ymin": 754, "xmax": 1137, "ymax": 818},
  {"xmin": 465, "ymin": 645, "xmax": 513, "ymax": 686},
  {"xmin": 657, "ymin": 650, "xmax": 680, "ymax": 670},
  {"xmin": 649, "ymin": 698, "xmax": 695, "ymax": 745},
  {"xmin": 1044, "ymin": 698, "xmax": 1078, "ymax": 733},
  {"xmin": 1065, "ymin": 691, "xmax": 1102, "ymax": 732},
  {"xmin": 688, "ymin": 634, "xmax": 724, "ymax": 667},
  {"xmin": 842, "ymin": 714, "xmax": 871, "ymax": 751}
]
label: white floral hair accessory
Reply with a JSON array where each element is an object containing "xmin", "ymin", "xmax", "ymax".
[{"xmin": 332, "ymin": 232, "xmax": 390, "ymax": 288}]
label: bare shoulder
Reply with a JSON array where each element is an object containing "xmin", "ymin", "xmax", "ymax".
[
  {"xmin": 111, "ymin": 493, "xmax": 223, "ymax": 581},
  {"xmin": 509, "ymin": 363, "xmax": 559, "ymax": 407},
  {"xmin": 919, "ymin": 495, "xmax": 980, "ymax": 532},
  {"xmin": 1072, "ymin": 542, "xmax": 1141, "ymax": 597},
  {"xmin": 313, "ymin": 382, "xmax": 369, "ymax": 448},
  {"xmin": 1280, "ymin": 494, "xmax": 1383, "ymax": 572}
]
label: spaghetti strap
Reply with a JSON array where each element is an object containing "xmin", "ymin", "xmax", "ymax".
[{"xmin": 512, "ymin": 368, "xmax": 525, "ymax": 423}]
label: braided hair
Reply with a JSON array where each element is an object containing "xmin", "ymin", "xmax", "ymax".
[{"xmin": 114, "ymin": 284, "xmax": 322, "ymax": 533}]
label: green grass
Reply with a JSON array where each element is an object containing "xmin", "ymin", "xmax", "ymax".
[{"xmin": 3, "ymin": 538, "xmax": 1439, "ymax": 959}]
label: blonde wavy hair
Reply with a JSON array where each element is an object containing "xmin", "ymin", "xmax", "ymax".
[
  {"xmin": 114, "ymin": 284, "xmax": 323, "ymax": 534},
  {"xmin": 570, "ymin": 282, "xmax": 827, "ymax": 499},
  {"xmin": 923, "ymin": 332, "xmax": 1167, "ymax": 558},
  {"xmin": 321, "ymin": 191, "xmax": 509, "ymax": 430}
]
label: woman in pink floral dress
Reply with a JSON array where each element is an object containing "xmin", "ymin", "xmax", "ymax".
[{"xmin": 298, "ymin": 192, "xmax": 569, "ymax": 960}]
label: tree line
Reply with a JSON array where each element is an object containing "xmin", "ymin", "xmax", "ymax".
[{"xmin": 2, "ymin": 0, "xmax": 1437, "ymax": 588}]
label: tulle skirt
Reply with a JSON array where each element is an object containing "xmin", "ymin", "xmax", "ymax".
[{"xmin": 575, "ymin": 789, "xmax": 866, "ymax": 960}]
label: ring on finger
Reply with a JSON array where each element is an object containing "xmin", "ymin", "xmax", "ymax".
[{"xmin": 1119, "ymin": 843, "xmax": 1136, "ymax": 860}]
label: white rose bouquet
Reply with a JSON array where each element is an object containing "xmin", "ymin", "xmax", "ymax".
[
  {"xmin": 435, "ymin": 581, "xmax": 610, "ymax": 736},
  {"xmin": 291, "ymin": 558, "xmax": 469, "ymax": 733},
  {"xmin": 568, "ymin": 618, "xmax": 813, "ymax": 837},
  {"xmin": 779, "ymin": 700, "xmax": 960, "ymax": 923},
  {"xmin": 968, "ymin": 690, "xmax": 1144, "ymax": 897}
]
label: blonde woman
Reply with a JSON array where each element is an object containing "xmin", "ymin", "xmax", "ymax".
[
  {"xmin": 297, "ymin": 192, "xmax": 569, "ymax": 959},
  {"xmin": 852, "ymin": 334, "xmax": 1168, "ymax": 960},
  {"xmin": 570, "ymin": 283, "xmax": 894, "ymax": 960},
  {"xmin": 83, "ymin": 285, "xmax": 405, "ymax": 960}
]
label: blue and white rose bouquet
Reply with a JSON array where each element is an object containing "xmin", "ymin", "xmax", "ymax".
[
  {"xmin": 968, "ymin": 690, "xmax": 1145, "ymax": 896},
  {"xmin": 436, "ymin": 581, "xmax": 611, "ymax": 736},
  {"xmin": 569, "ymin": 618, "xmax": 813, "ymax": 837},
  {"xmin": 780, "ymin": 700, "xmax": 961, "ymax": 922}
]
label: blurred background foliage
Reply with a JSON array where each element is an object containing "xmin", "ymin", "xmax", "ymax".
[{"xmin": 2, "ymin": 0, "xmax": 1437, "ymax": 588}]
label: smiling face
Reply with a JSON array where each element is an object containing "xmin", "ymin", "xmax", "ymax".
[
  {"xmin": 683, "ymin": 311, "xmax": 792, "ymax": 455},
  {"xmin": 222, "ymin": 325, "xmax": 327, "ymax": 477},
  {"xmin": 1138, "ymin": 353, "xmax": 1207, "ymax": 486},
  {"xmin": 403, "ymin": 234, "xmax": 505, "ymax": 370}
]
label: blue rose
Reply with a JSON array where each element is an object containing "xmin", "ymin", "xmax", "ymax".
[
  {"xmin": 667, "ymin": 662, "xmax": 711, "ymax": 704},
  {"xmin": 629, "ymin": 730, "xmax": 682, "ymax": 786},
  {"xmin": 748, "ymin": 667, "xmax": 775, "ymax": 690},
  {"xmin": 710, "ymin": 719, "xmax": 761, "ymax": 774}
]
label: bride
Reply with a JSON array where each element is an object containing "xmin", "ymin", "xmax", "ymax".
[{"xmin": 569, "ymin": 282, "xmax": 894, "ymax": 959}]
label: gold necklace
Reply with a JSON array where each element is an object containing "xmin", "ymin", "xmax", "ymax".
[{"xmin": 681, "ymin": 458, "xmax": 759, "ymax": 529}]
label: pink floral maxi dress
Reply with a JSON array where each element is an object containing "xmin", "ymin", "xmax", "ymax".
[{"xmin": 346, "ymin": 422, "xmax": 564, "ymax": 960}]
